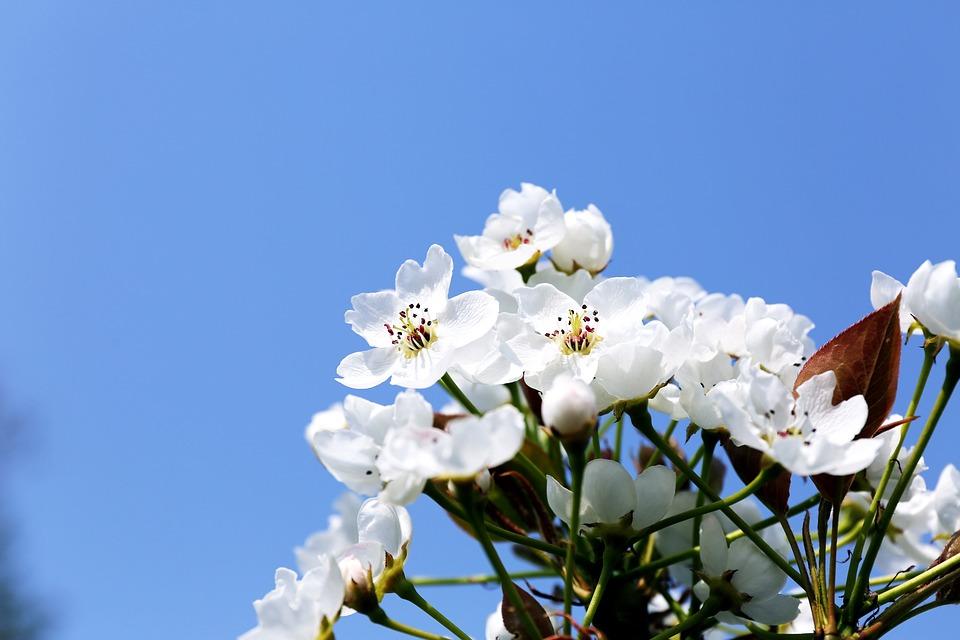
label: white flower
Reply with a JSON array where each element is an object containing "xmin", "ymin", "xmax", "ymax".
[
  {"xmin": 337, "ymin": 244, "xmax": 499, "ymax": 389},
  {"xmin": 509, "ymin": 277, "xmax": 650, "ymax": 392},
  {"xmin": 551, "ymin": 204, "xmax": 613, "ymax": 274},
  {"xmin": 693, "ymin": 515, "xmax": 799, "ymax": 626},
  {"xmin": 240, "ymin": 559, "xmax": 345, "ymax": 640},
  {"xmin": 871, "ymin": 260, "xmax": 960, "ymax": 343},
  {"xmin": 309, "ymin": 390, "xmax": 434, "ymax": 503},
  {"xmin": 455, "ymin": 183, "xmax": 565, "ymax": 271},
  {"xmin": 546, "ymin": 459, "xmax": 675, "ymax": 537},
  {"xmin": 540, "ymin": 377, "xmax": 597, "ymax": 441},
  {"xmin": 379, "ymin": 405, "xmax": 525, "ymax": 483},
  {"xmin": 714, "ymin": 367, "xmax": 882, "ymax": 477}
]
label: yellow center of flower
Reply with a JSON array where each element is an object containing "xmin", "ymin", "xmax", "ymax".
[
  {"xmin": 502, "ymin": 228, "xmax": 534, "ymax": 251},
  {"xmin": 546, "ymin": 305, "xmax": 603, "ymax": 356},
  {"xmin": 385, "ymin": 303, "xmax": 438, "ymax": 359}
]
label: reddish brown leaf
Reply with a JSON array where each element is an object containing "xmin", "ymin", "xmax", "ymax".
[
  {"xmin": 794, "ymin": 295, "xmax": 902, "ymax": 439},
  {"xmin": 721, "ymin": 435, "xmax": 791, "ymax": 514},
  {"xmin": 502, "ymin": 584, "xmax": 556, "ymax": 640}
]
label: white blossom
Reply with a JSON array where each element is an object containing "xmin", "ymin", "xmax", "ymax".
[
  {"xmin": 455, "ymin": 183, "xmax": 566, "ymax": 271},
  {"xmin": 337, "ymin": 244, "xmax": 499, "ymax": 389},
  {"xmin": 693, "ymin": 515, "xmax": 799, "ymax": 626},
  {"xmin": 713, "ymin": 367, "xmax": 882, "ymax": 477}
]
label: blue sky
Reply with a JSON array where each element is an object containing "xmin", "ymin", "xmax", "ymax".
[{"xmin": 1, "ymin": 2, "xmax": 958, "ymax": 639}]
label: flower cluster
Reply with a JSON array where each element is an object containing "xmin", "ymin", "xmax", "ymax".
[{"xmin": 243, "ymin": 183, "xmax": 960, "ymax": 640}]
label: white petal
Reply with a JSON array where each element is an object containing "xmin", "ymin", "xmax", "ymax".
[
  {"xmin": 300, "ymin": 555, "xmax": 346, "ymax": 621},
  {"xmin": 389, "ymin": 341, "xmax": 455, "ymax": 389},
  {"xmin": 583, "ymin": 277, "xmax": 648, "ymax": 339},
  {"xmin": 357, "ymin": 498, "xmax": 407, "ymax": 557},
  {"xmin": 581, "ymin": 459, "xmax": 637, "ymax": 526},
  {"xmin": 311, "ymin": 430, "xmax": 382, "ymax": 495},
  {"xmin": 395, "ymin": 244, "xmax": 453, "ymax": 312},
  {"xmin": 345, "ymin": 290, "xmax": 402, "ymax": 348},
  {"xmin": 336, "ymin": 347, "xmax": 398, "ymax": 389},
  {"xmin": 594, "ymin": 341, "xmax": 667, "ymax": 402},
  {"xmin": 546, "ymin": 475, "xmax": 574, "ymax": 526},
  {"xmin": 516, "ymin": 283, "xmax": 580, "ymax": 334},
  {"xmin": 870, "ymin": 270, "xmax": 911, "ymax": 332},
  {"xmin": 631, "ymin": 465, "xmax": 677, "ymax": 530},
  {"xmin": 476, "ymin": 405, "xmax": 526, "ymax": 468},
  {"xmin": 441, "ymin": 291, "xmax": 500, "ymax": 348},
  {"xmin": 728, "ymin": 538, "xmax": 787, "ymax": 596},
  {"xmin": 742, "ymin": 594, "xmax": 800, "ymax": 625},
  {"xmin": 699, "ymin": 515, "xmax": 728, "ymax": 576}
]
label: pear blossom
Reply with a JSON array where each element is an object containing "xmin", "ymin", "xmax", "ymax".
[
  {"xmin": 240, "ymin": 558, "xmax": 345, "ymax": 640},
  {"xmin": 464, "ymin": 261, "xmax": 600, "ymax": 307},
  {"xmin": 551, "ymin": 204, "xmax": 613, "ymax": 275},
  {"xmin": 871, "ymin": 260, "xmax": 960, "ymax": 343},
  {"xmin": 309, "ymin": 390, "xmax": 435, "ymax": 503},
  {"xmin": 337, "ymin": 244, "xmax": 499, "ymax": 389},
  {"xmin": 509, "ymin": 277, "xmax": 651, "ymax": 392},
  {"xmin": 455, "ymin": 183, "xmax": 565, "ymax": 271},
  {"xmin": 864, "ymin": 416, "xmax": 927, "ymax": 501},
  {"xmin": 379, "ymin": 405, "xmax": 525, "ymax": 484},
  {"xmin": 546, "ymin": 459, "xmax": 675, "ymax": 537},
  {"xmin": 713, "ymin": 367, "xmax": 882, "ymax": 477},
  {"xmin": 693, "ymin": 515, "xmax": 799, "ymax": 626},
  {"xmin": 294, "ymin": 493, "xmax": 362, "ymax": 570}
]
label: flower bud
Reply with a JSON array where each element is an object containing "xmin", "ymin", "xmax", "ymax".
[
  {"xmin": 541, "ymin": 378, "xmax": 597, "ymax": 444},
  {"xmin": 336, "ymin": 543, "xmax": 383, "ymax": 614},
  {"xmin": 551, "ymin": 205, "xmax": 614, "ymax": 275}
]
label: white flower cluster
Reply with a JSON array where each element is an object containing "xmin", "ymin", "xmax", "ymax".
[{"xmin": 241, "ymin": 183, "xmax": 960, "ymax": 640}]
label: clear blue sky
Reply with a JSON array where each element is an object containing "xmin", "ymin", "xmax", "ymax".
[{"xmin": 1, "ymin": 3, "xmax": 958, "ymax": 639}]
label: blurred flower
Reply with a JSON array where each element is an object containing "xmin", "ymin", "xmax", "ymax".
[
  {"xmin": 872, "ymin": 260, "xmax": 960, "ymax": 343},
  {"xmin": 240, "ymin": 559, "xmax": 344, "ymax": 640},
  {"xmin": 546, "ymin": 459, "xmax": 675, "ymax": 537}
]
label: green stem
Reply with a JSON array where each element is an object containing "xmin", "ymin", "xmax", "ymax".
[
  {"xmin": 582, "ymin": 542, "xmax": 617, "ymax": 628},
  {"xmin": 613, "ymin": 417, "xmax": 624, "ymax": 462},
  {"xmin": 689, "ymin": 436, "xmax": 716, "ymax": 618},
  {"xmin": 778, "ymin": 514, "xmax": 815, "ymax": 605},
  {"xmin": 439, "ymin": 373, "xmax": 481, "ymax": 416},
  {"xmin": 367, "ymin": 607, "xmax": 449, "ymax": 640},
  {"xmin": 409, "ymin": 569, "xmax": 557, "ymax": 587},
  {"xmin": 875, "ymin": 551, "xmax": 960, "ymax": 605},
  {"xmin": 456, "ymin": 484, "xmax": 543, "ymax": 640},
  {"xmin": 629, "ymin": 405, "xmax": 805, "ymax": 585},
  {"xmin": 395, "ymin": 579, "xmax": 472, "ymax": 640},
  {"xmin": 849, "ymin": 347, "xmax": 959, "ymax": 621},
  {"xmin": 842, "ymin": 345, "xmax": 936, "ymax": 625},
  {"xmin": 562, "ymin": 445, "xmax": 586, "ymax": 635}
]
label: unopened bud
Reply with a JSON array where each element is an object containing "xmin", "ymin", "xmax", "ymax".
[
  {"xmin": 551, "ymin": 205, "xmax": 614, "ymax": 275},
  {"xmin": 541, "ymin": 378, "xmax": 597, "ymax": 444},
  {"xmin": 337, "ymin": 546, "xmax": 381, "ymax": 613}
]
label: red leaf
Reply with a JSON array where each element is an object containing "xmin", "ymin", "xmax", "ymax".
[{"xmin": 794, "ymin": 295, "xmax": 902, "ymax": 439}]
